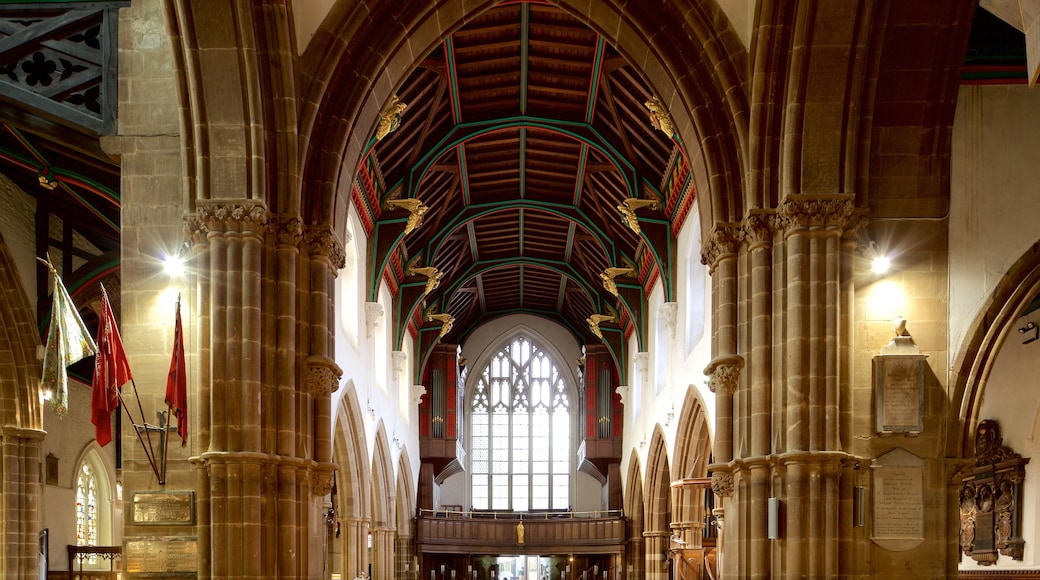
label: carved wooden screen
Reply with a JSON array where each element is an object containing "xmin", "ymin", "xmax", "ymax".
[{"xmin": 959, "ymin": 420, "xmax": 1030, "ymax": 564}]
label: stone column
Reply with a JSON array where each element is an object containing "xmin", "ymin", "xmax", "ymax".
[
  {"xmin": 396, "ymin": 531, "xmax": 415, "ymax": 580},
  {"xmin": 0, "ymin": 428, "xmax": 43, "ymax": 578},
  {"xmin": 643, "ymin": 530, "xmax": 669, "ymax": 580},
  {"xmin": 775, "ymin": 197, "xmax": 855, "ymax": 578},
  {"xmin": 372, "ymin": 526, "xmax": 394, "ymax": 579}
]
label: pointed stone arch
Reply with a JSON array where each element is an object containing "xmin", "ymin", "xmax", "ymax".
[
  {"xmin": 0, "ymin": 226, "xmax": 46, "ymax": 578},
  {"xmin": 670, "ymin": 388, "xmax": 713, "ymax": 549},
  {"xmin": 331, "ymin": 382, "xmax": 371, "ymax": 578},
  {"xmin": 371, "ymin": 421, "xmax": 396, "ymax": 580},
  {"xmin": 394, "ymin": 447, "xmax": 416, "ymax": 580},
  {"xmin": 624, "ymin": 450, "xmax": 645, "ymax": 580},
  {"xmin": 644, "ymin": 426, "xmax": 673, "ymax": 580},
  {"xmin": 950, "ymin": 241, "xmax": 1040, "ymax": 457}
]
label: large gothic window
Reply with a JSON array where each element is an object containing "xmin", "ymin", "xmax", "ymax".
[{"xmin": 471, "ymin": 337, "xmax": 570, "ymax": 511}]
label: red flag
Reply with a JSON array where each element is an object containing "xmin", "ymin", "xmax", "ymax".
[
  {"xmin": 165, "ymin": 298, "xmax": 188, "ymax": 446},
  {"xmin": 91, "ymin": 285, "xmax": 133, "ymax": 447}
]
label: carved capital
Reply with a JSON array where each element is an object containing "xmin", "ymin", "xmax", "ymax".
[
  {"xmin": 741, "ymin": 211, "xmax": 777, "ymax": 247},
  {"xmin": 306, "ymin": 356, "xmax": 343, "ymax": 397},
  {"xmin": 312, "ymin": 463, "xmax": 337, "ymax": 496},
  {"xmin": 777, "ymin": 197, "xmax": 855, "ymax": 232},
  {"xmin": 269, "ymin": 214, "xmax": 303, "ymax": 247},
  {"xmin": 304, "ymin": 226, "xmax": 347, "ymax": 270},
  {"xmin": 704, "ymin": 354, "xmax": 744, "ymax": 396},
  {"xmin": 711, "ymin": 472, "xmax": 734, "ymax": 498},
  {"xmin": 700, "ymin": 222, "xmax": 741, "ymax": 269},
  {"xmin": 194, "ymin": 201, "xmax": 270, "ymax": 235}
]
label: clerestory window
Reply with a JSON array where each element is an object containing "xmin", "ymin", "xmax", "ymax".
[{"xmin": 470, "ymin": 337, "xmax": 570, "ymax": 511}]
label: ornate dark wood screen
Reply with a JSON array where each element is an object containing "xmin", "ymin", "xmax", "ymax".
[{"xmin": 959, "ymin": 420, "xmax": 1030, "ymax": 565}]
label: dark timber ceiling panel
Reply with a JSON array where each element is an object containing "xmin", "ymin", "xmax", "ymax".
[{"xmin": 367, "ymin": 0, "xmax": 684, "ymax": 355}]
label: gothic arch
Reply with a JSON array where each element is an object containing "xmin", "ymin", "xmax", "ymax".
[
  {"xmin": 950, "ymin": 241, "xmax": 1040, "ymax": 457},
  {"xmin": 395, "ymin": 446, "xmax": 416, "ymax": 580},
  {"xmin": 371, "ymin": 421, "xmax": 395, "ymax": 580},
  {"xmin": 670, "ymin": 388, "xmax": 713, "ymax": 545},
  {"xmin": 334, "ymin": 382, "xmax": 371, "ymax": 518},
  {"xmin": 0, "ymin": 227, "xmax": 46, "ymax": 578},
  {"xmin": 624, "ymin": 450, "xmax": 646, "ymax": 579},
  {"xmin": 672, "ymin": 388, "xmax": 712, "ymax": 479},
  {"xmin": 463, "ymin": 322, "xmax": 579, "ymax": 403},
  {"xmin": 331, "ymin": 383, "xmax": 372, "ymax": 579},
  {"xmin": 296, "ymin": 0, "xmax": 749, "ymax": 236},
  {"xmin": 644, "ymin": 426, "xmax": 673, "ymax": 580}
]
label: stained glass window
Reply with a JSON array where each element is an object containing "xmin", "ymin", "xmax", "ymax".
[
  {"xmin": 471, "ymin": 337, "xmax": 570, "ymax": 511},
  {"xmin": 75, "ymin": 463, "xmax": 98, "ymax": 563}
]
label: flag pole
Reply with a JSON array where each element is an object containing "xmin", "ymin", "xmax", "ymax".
[
  {"xmin": 160, "ymin": 295, "xmax": 180, "ymax": 484},
  {"xmin": 114, "ymin": 386, "xmax": 162, "ymax": 483},
  {"xmin": 125, "ymin": 376, "xmax": 163, "ymax": 484}
]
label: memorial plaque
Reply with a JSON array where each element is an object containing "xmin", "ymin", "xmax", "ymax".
[
  {"xmin": 125, "ymin": 538, "xmax": 198, "ymax": 573},
  {"xmin": 132, "ymin": 491, "xmax": 194, "ymax": 525},
  {"xmin": 871, "ymin": 448, "xmax": 925, "ymax": 551},
  {"xmin": 874, "ymin": 355, "xmax": 926, "ymax": 434}
]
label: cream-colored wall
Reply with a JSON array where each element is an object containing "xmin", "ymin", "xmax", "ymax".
[
  {"xmin": 333, "ymin": 207, "xmax": 421, "ymax": 489},
  {"xmin": 949, "ymin": 84, "xmax": 1040, "ymax": 571},
  {"xmin": 618, "ymin": 208, "xmax": 713, "ymax": 489},
  {"xmin": 950, "ymin": 85, "xmax": 1040, "ymax": 362}
]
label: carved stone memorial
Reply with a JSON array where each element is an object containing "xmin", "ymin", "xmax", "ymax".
[
  {"xmin": 959, "ymin": 420, "xmax": 1029, "ymax": 565},
  {"xmin": 873, "ymin": 317, "xmax": 927, "ymax": 434},
  {"xmin": 871, "ymin": 447, "xmax": 925, "ymax": 551}
]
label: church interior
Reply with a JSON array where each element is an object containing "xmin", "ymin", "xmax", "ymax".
[{"xmin": 4, "ymin": 1, "xmax": 1040, "ymax": 579}]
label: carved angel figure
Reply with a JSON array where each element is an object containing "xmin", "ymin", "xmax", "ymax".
[
  {"xmin": 600, "ymin": 267, "xmax": 635, "ymax": 297},
  {"xmin": 617, "ymin": 198, "xmax": 658, "ymax": 235},
  {"xmin": 385, "ymin": 198, "xmax": 429, "ymax": 235},
  {"xmin": 644, "ymin": 96, "xmax": 675, "ymax": 137},
  {"xmin": 375, "ymin": 95, "xmax": 408, "ymax": 141},
  {"xmin": 426, "ymin": 312, "xmax": 454, "ymax": 338},
  {"xmin": 587, "ymin": 313, "xmax": 615, "ymax": 339},
  {"xmin": 409, "ymin": 265, "xmax": 443, "ymax": 295}
]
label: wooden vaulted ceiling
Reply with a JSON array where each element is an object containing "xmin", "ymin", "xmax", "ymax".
[{"xmin": 360, "ymin": 1, "xmax": 694, "ymax": 365}]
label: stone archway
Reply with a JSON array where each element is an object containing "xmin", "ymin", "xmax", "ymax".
[
  {"xmin": 0, "ymin": 229, "xmax": 46, "ymax": 578},
  {"xmin": 371, "ymin": 422, "xmax": 395, "ymax": 580},
  {"xmin": 644, "ymin": 427, "xmax": 672, "ymax": 580},
  {"xmin": 395, "ymin": 448, "xmax": 416, "ymax": 580},
  {"xmin": 623, "ymin": 451, "xmax": 645, "ymax": 580},
  {"xmin": 333, "ymin": 384, "xmax": 373, "ymax": 579}
]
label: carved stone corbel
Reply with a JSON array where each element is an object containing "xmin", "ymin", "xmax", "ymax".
[
  {"xmin": 412, "ymin": 385, "xmax": 427, "ymax": 406},
  {"xmin": 659, "ymin": 302, "xmax": 678, "ymax": 340},
  {"xmin": 365, "ymin": 302, "xmax": 383, "ymax": 338}
]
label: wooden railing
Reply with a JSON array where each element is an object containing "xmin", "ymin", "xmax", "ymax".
[
  {"xmin": 66, "ymin": 546, "xmax": 120, "ymax": 579},
  {"xmin": 417, "ymin": 509, "xmax": 626, "ymax": 555}
]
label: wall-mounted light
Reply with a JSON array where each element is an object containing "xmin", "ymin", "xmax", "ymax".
[
  {"xmin": 767, "ymin": 497, "xmax": 781, "ymax": 539},
  {"xmin": 867, "ymin": 241, "xmax": 891, "ymax": 274},
  {"xmin": 853, "ymin": 486, "xmax": 865, "ymax": 527},
  {"xmin": 163, "ymin": 241, "xmax": 191, "ymax": 277},
  {"xmin": 1020, "ymin": 321, "xmax": 1039, "ymax": 344},
  {"xmin": 871, "ymin": 255, "xmax": 891, "ymax": 274}
]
